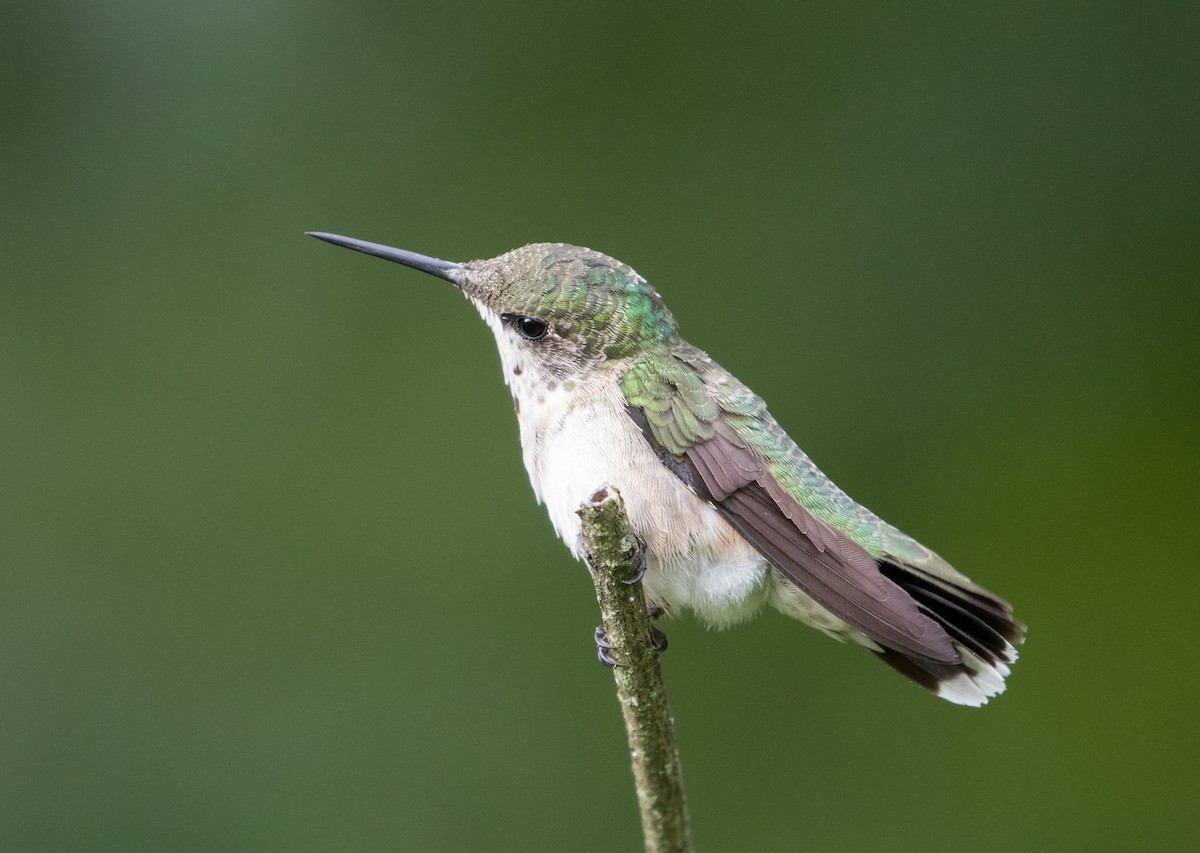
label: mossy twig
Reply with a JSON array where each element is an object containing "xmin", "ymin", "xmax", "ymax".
[{"xmin": 578, "ymin": 486, "xmax": 693, "ymax": 853}]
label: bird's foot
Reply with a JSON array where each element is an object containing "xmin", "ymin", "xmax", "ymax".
[
  {"xmin": 593, "ymin": 624, "xmax": 669, "ymax": 667},
  {"xmin": 594, "ymin": 625, "xmax": 619, "ymax": 667}
]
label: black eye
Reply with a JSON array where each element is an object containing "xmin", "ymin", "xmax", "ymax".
[{"xmin": 515, "ymin": 316, "xmax": 549, "ymax": 340}]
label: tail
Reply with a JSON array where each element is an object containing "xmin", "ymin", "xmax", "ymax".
[{"xmin": 874, "ymin": 560, "xmax": 1025, "ymax": 706}]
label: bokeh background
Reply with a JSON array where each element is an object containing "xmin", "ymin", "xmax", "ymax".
[{"xmin": 3, "ymin": 2, "xmax": 1197, "ymax": 850}]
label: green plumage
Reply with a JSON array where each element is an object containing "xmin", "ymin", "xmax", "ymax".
[{"xmin": 475, "ymin": 244, "xmax": 681, "ymax": 359}]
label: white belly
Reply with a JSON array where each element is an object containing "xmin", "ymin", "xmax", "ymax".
[{"xmin": 519, "ymin": 380, "xmax": 769, "ymax": 628}]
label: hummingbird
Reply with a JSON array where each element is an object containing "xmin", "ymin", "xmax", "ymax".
[{"xmin": 308, "ymin": 232, "xmax": 1024, "ymax": 706}]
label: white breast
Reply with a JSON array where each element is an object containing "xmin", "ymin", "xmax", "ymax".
[{"xmin": 517, "ymin": 377, "xmax": 770, "ymax": 628}]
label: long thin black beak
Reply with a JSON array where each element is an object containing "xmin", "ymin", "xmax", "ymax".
[{"xmin": 306, "ymin": 232, "xmax": 461, "ymax": 283}]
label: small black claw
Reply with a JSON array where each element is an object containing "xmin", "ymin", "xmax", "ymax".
[
  {"xmin": 594, "ymin": 624, "xmax": 668, "ymax": 667},
  {"xmin": 594, "ymin": 625, "xmax": 612, "ymax": 649},
  {"xmin": 594, "ymin": 625, "xmax": 618, "ymax": 667},
  {"xmin": 622, "ymin": 534, "xmax": 649, "ymax": 585}
]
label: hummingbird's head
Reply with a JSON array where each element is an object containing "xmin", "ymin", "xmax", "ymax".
[
  {"xmin": 458, "ymin": 242, "xmax": 678, "ymax": 360},
  {"xmin": 308, "ymin": 233, "xmax": 679, "ymax": 385}
]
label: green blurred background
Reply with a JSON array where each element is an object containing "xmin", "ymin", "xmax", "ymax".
[{"xmin": 3, "ymin": 2, "xmax": 1197, "ymax": 850}]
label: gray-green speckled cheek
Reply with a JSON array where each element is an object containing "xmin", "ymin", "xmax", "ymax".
[{"xmin": 458, "ymin": 244, "xmax": 680, "ymax": 360}]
